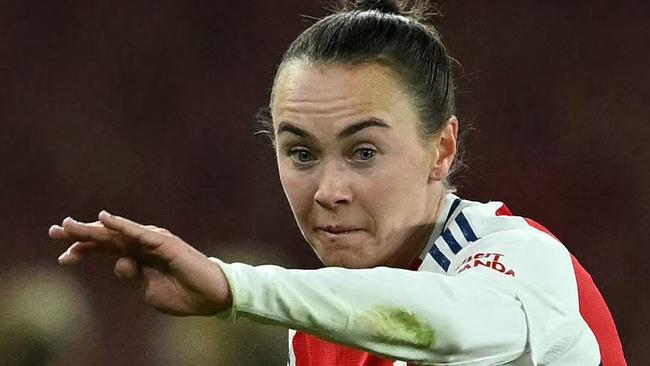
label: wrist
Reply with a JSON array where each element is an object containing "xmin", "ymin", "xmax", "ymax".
[{"xmin": 201, "ymin": 257, "xmax": 233, "ymax": 315}]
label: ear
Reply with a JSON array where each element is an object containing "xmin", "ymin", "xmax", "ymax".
[{"xmin": 429, "ymin": 116, "xmax": 458, "ymax": 182}]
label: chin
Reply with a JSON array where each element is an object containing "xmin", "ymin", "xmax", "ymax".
[
  {"xmin": 308, "ymin": 231, "xmax": 379, "ymax": 267},
  {"xmin": 317, "ymin": 251, "xmax": 381, "ymax": 269}
]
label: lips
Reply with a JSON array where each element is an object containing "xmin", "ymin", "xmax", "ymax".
[{"xmin": 318, "ymin": 225, "xmax": 361, "ymax": 233}]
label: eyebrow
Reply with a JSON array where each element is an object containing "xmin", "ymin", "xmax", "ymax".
[{"xmin": 277, "ymin": 119, "xmax": 391, "ymax": 140}]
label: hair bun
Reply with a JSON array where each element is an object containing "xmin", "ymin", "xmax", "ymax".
[{"xmin": 342, "ymin": 0, "xmax": 403, "ymax": 15}]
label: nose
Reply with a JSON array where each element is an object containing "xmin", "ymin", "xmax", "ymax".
[{"xmin": 314, "ymin": 161, "xmax": 353, "ymax": 209}]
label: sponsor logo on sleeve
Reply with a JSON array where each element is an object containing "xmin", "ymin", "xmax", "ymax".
[{"xmin": 456, "ymin": 252, "xmax": 516, "ymax": 277}]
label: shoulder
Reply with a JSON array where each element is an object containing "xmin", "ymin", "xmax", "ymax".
[
  {"xmin": 443, "ymin": 195, "xmax": 574, "ymax": 280},
  {"xmin": 424, "ymin": 194, "xmax": 573, "ymax": 275},
  {"xmin": 446, "ymin": 195, "xmax": 566, "ymax": 251},
  {"xmin": 436, "ymin": 196, "xmax": 603, "ymax": 363}
]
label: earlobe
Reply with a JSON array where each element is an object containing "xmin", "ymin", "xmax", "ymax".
[{"xmin": 428, "ymin": 169, "xmax": 442, "ymax": 182}]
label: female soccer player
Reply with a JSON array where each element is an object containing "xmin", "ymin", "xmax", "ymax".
[{"xmin": 49, "ymin": 1, "xmax": 626, "ymax": 364}]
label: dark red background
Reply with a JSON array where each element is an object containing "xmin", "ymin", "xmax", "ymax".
[{"xmin": 1, "ymin": 0, "xmax": 647, "ymax": 364}]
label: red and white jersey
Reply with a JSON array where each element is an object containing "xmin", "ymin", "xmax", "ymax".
[{"xmin": 214, "ymin": 194, "xmax": 626, "ymax": 365}]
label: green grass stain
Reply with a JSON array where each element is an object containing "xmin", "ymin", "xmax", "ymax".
[{"xmin": 359, "ymin": 306, "xmax": 436, "ymax": 349}]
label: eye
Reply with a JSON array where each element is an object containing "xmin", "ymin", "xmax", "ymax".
[
  {"xmin": 288, "ymin": 148, "xmax": 316, "ymax": 164},
  {"xmin": 352, "ymin": 147, "xmax": 377, "ymax": 162}
]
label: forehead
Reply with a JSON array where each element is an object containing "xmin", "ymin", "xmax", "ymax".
[{"xmin": 271, "ymin": 61, "xmax": 418, "ymax": 132}]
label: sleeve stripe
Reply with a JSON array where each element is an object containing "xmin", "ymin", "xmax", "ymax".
[
  {"xmin": 442, "ymin": 198, "xmax": 462, "ymax": 228},
  {"xmin": 442, "ymin": 229, "xmax": 463, "ymax": 254},
  {"xmin": 456, "ymin": 212, "xmax": 478, "ymax": 242},
  {"xmin": 429, "ymin": 243, "xmax": 451, "ymax": 271}
]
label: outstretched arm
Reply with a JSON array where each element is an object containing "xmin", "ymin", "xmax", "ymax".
[{"xmin": 50, "ymin": 214, "xmax": 598, "ymax": 364}]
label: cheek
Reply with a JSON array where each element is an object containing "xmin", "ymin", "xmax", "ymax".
[
  {"xmin": 279, "ymin": 167, "xmax": 315, "ymax": 218},
  {"xmin": 365, "ymin": 156, "xmax": 429, "ymax": 216}
]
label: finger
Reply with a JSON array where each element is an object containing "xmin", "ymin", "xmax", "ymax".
[
  {"xmin": 49, "ymin": 225, "xmax": 70, "ymax": 240},
  {"xmin": 58, "ymin": 237, "xmax": 126, "ymax": 265},
  {"xmin": 61, "ymin": 217, "xmax": 114, "ymax": 241},
  {"xmin": 60, "ymin": 217, "xmax": 120, "ymax": 244},
  {"xmin": 145, "ymin": 225, "xmax": 171, "ymax": 235},
  {"xmin": 99, "ymin": 211, "xmax": 167, "ymax": 248},
  {"xmin": 114, "ymin": 256, "xmax": 144, "ymax": 290},
  {"xmin": 58, "ymin": 241, "xmax": 96, "ymax": 266},
  {"xmin": 50, "ymin": 221, "xmax": 103, "ymax": 240}
]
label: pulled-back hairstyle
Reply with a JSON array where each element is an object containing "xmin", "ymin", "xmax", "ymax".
[{"xmin": 258, "ymin": 0, "xmax": 462, "ymax": 188}]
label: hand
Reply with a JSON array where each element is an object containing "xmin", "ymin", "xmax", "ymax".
[{"xmin": 49, "ymin": 211, "xmax": 232, "ymax": 316}]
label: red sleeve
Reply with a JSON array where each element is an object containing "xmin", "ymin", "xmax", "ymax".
[
  {"xmin": 523, "ymin": 215, "xmax": 627, "ymax": 365},
  {"xmin": 570, "ymin": 255, "xmax": 627, "ymax": 366}
]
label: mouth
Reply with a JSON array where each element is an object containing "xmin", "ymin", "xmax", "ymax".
[
  {"xmin": 315, "ymin": 226, "xmax": 365, "ymax": 241},
  {"xmin": 317, "ymin": 225, "xmax": 362, "ymax": 234}
]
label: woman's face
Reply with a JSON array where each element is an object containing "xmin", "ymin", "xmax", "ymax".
[{"xmin": 272, "ymin": 62, "xmax": 456, "ymax": 268}]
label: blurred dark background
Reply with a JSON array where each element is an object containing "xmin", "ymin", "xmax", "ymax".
[{"xmin": 0, "ymin": 0, "xmax": 647, "ymax": 364}]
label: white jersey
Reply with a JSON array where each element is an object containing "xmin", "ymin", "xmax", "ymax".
[{"xmin": 213, "ymin": 194, "xmax": 622, "ymax": 365}]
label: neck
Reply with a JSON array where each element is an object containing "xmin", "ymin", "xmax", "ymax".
[{"xmin": 389, "ymin": 186, "xmax": 448, "ymax": 269}]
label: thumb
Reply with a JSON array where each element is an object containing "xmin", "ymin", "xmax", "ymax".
[{"xmin": 114, "ymin": 256, "xmax": 144, "ymax": 290}]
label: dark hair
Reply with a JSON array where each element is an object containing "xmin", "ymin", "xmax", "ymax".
[{"xmin": 258, "ymin": 0, "xmax": 462, "ymax": 188}]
